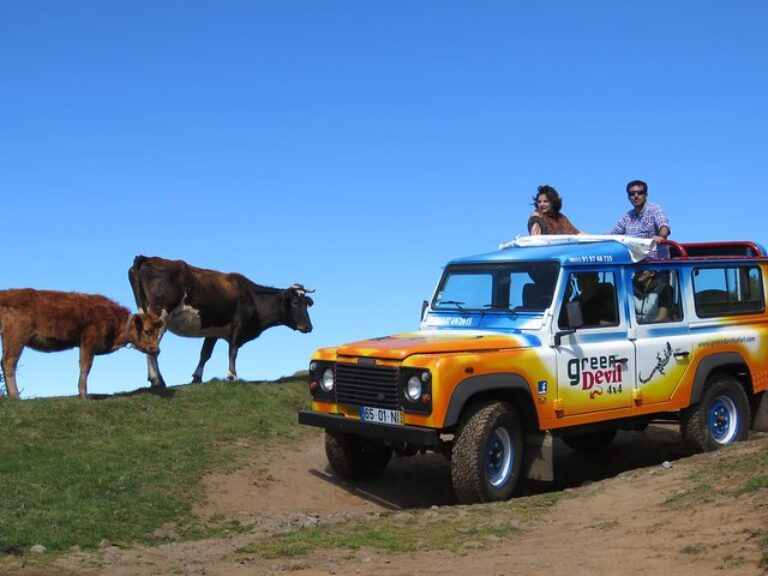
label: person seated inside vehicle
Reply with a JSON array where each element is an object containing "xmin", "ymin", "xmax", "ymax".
[
  {"xmin": 522, "ymin": 266, "xmax": 558, "ymax": 310},
  {"xmin": 634, "ymin": 269, "xmax": 673, "ymax": 323},
  {"xmin": 560, "ymin": 271, "xmax": 618, "ymax": 328}
]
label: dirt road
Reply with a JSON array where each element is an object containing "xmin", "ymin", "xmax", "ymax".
[{"xmin": 5, "ymin": 426, "xmax": 768, "ymax": 576}]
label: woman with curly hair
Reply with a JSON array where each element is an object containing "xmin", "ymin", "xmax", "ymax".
[{"xmin": 527, "ymin": 185, "xmax": 580, "ymax": 235}]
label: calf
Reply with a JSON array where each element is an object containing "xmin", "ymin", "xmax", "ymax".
[
  {"xmin": 128, "ymin": 256, "xmax": 314, "ymax": 387},
  {"xmin": 0, "ymin": 289, "xmax": 163, "ymax": 399}
]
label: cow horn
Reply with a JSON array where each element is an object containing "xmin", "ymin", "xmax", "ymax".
[{"xmin": 290, "ymin": 284, "xmax": 315, "ymax": 294}]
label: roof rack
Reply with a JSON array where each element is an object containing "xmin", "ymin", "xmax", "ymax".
[{"xmin": 660, "ymin": 240, "xmax": 765, "ymax": 259}]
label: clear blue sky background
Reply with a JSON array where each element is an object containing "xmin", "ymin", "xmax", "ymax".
[{"xmin": 1, "ymin": 1, "xmax": 766, "ymax": 398}]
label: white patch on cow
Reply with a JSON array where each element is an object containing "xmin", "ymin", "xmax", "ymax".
[{"xmin": 165, "ymin": 303, "xmax": 231, "ymax": 338}]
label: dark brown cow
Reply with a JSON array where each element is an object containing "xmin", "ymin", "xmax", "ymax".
[
  {"xmin": 128, "ymin": 256, "xmax": 314, "ymax": 388},
  {"xmin": 0, "ymin": 289, "xmax": 163, "ymax": 399}
]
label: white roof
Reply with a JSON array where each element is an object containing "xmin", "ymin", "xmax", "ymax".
[{"xmin": 498, "ymin": 234, "xmax": 655, "ymax": 263}]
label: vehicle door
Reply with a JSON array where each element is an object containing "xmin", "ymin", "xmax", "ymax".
[
  {"xmin": 629, "ymin": 266, "xmax": 692, "ymax": 404},
  {"xmin": 554, "ymin": 268, "xmax": 636, "ymax": 416}
]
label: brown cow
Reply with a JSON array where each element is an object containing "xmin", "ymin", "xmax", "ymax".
[
  {"xmin": 0, "ymin": 289, "xmax": 163, "ymax": 399},
  {"xmin": 129, "ymin": 256, "xmax": 314, "ymax": 387}
]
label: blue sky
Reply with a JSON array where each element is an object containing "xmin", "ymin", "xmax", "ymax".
[{"xmin": 1, "ymin": 1, "xmax": 766, "ymax": 398}]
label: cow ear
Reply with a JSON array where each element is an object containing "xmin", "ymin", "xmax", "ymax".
[
  {"xmin": 133, "ymin": 314, "xmax": 144, "ymax": 332},
  {"xmin": 305, "ymin": 296, "xmax": 314, "ymax": 307}
]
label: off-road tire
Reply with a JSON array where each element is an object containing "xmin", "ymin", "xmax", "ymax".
[
  {"xmin": 561, "ymin": 429, "xmax": 617, "ymax": 453},
  {"xmin": 681, "ymin": 374, "xmax": 750, "ymax": 452},
  {"xmin": 451, "ymin": 401, "xmax": 523, "ymax": 504},
  {"xmin": 324, "ymin": 431, "xmax": 392, "ymax": 480}
]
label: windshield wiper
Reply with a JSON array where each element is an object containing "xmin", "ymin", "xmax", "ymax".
[{"xmin": 439, "ymin": 300, "xmax": 467, "ymax": 312}]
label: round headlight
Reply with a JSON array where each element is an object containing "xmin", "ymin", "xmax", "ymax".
[
  {"xmin": 320, "ymin": 368, "xmax": 335, "ymax": 392},
  {"xmin": 406, "ymin": 375, "xmax": 422, "ymax": 401}
]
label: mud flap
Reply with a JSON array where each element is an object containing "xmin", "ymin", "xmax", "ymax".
[
  {"xmin": 752, "ymin": 391, "xmax": 768, "ymax": 432},
  {"xmin": 522, "ymin": 431, "xmax": 554, "ymax": 481}
]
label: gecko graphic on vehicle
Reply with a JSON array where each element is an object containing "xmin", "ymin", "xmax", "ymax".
[{"xmin": 299, "ymin": 235, "xmax": 768, "ymax": 504}]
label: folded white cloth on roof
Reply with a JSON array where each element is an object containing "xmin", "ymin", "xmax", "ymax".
[{"xmin": 498, "ymin": 234, "xmax": 655, "ymax": 263}]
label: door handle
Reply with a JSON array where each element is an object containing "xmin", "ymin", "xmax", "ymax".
[
  {"xmin": 673, "ymin": 350, "xmax": 690, "ymax": 358},
  {"xmin": 616, "ymin": 357, "xmax": 629, "ymax": 364}
]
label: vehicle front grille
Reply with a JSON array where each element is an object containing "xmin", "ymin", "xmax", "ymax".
[{"xmin": 335, "ymin": 363, "xmax": 399, "ymax": 410}]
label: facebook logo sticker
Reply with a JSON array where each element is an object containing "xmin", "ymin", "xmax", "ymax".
[{"xmin": 537, "ymin": 380, "xmax": 548, "ymax": 395}]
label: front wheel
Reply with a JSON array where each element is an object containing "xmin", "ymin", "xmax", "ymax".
[
  {"xmin": 324, "ymin": 431, "xmax": 392, "ymax": 480},
  {"xmin": 451, "ymin": 402, "xmax": 523, "ymax": 504},
  {"xmin": 681, "ymin": 375, "xmax": 750, "ymax": 452}
]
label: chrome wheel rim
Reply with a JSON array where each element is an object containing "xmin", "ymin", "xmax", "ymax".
[
  {"xmin": 485, "ymin": 427, "xmax": 513, "ymax": 488},
  {"xmin": 709, "ymin": 395, "xmax": 739, "ymax": 444}
]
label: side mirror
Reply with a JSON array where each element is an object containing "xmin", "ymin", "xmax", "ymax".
[
  {"xmin": 421, "ymin": 300, "xmax": 429, "ymax": 321},
  {"xmin": 554, "ymin": 329, "xmax": 575, "ymax": 347},
  {"xmin": 565, "ymin": 301, "xmax": 584, "ymax": 328}
]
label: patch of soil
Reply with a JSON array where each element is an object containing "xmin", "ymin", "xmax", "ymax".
[{"xmin": 5, "ymin": 427, "xmax": 767, "ymax": 576}]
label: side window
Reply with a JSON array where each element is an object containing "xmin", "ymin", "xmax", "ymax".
[
  {"xmin": 633, "ymin": 269, "xmax": 682, "ymax": 324},
  {"xmin": 558, "ymin": 271, "xmax": 618, "ymax": 329},
  {"xmin": 693, "ymin": 266, "xmax": 765, "ymax": 317}
]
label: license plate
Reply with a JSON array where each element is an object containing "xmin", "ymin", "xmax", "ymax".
[{"xmin": 360, "ymin": 406, "xmax": 402, "ymax": 425}]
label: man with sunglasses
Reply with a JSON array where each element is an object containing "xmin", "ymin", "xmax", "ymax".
[{"xmin": 607, "ymin": 179, "xmax": 671, "ymax": 258}]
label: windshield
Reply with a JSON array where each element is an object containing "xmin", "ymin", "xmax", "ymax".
[{"xmin": 432, "ymin": 262, "xmax": 560, "ymax": 312}]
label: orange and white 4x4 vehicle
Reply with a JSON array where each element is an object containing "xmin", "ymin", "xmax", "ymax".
[{"xmin": 299, "ymin": 236, "xmax": 768, "ymax": 504}]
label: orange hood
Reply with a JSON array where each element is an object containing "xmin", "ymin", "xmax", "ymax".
[{"xmin": 335, "ymin": 330, "xmax": 538, "ymax": 361}]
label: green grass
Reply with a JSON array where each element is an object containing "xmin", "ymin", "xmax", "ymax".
[
  {"xmin": 745, "ymin": 529, "xmax": 768, "ymax": 570},
  {"xmin": 736, "ymin": 474, "xmax": 768, "ymax": 495},
  {"xmin": 0, "ymin": 379, "xmax": 308, "ymax": 552},
  {"xmin": 664, "ymin": 441, "xmax": 768, "ymax": 506},
  {"xmin": 241, "ymin": 492, "xmax": 565, "ymax": 559},
  {"xmin": 681, "ymin": 543, "xmax": 706, "ymax": 555},
  {"xmin": 0, "ymin": 375, "xmax": 564, "ymax": 560},
  {"xmin": 762, "ymin": 536, "xmax": 768, "ymax": 570},
  {"xmin": 4, "ymin": 375, "xmax": 764, "ymax": 564}
]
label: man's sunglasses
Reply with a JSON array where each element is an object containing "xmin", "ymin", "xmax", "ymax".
[{"xmin": 627, "ymin": 190, "xmax": 646, "ymax": 197}]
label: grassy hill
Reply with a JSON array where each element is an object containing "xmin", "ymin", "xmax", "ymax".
[
  {"xmin": 0, "ymin": 378, "xmax": 308, "ymax": 552},
  {"xmin": 2, "ymin": 378, "xmax": 767, "ymax": 573}
]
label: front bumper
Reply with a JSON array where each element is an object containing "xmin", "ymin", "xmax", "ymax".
[{"xmin": 298, "ymin": 410, "xmax": 441, "ymax": 446}]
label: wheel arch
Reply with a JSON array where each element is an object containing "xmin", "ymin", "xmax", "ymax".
[
  {"xmin": 690, "ymin": 352, "xmax": 752, "ymax": 405},
  {"xmin": 443, "ymin": 373, "xmax": 539, "ymax": 433}
]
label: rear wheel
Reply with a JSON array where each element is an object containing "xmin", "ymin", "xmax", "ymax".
[
  {"xmin": 324, "ymin": 431, "xmax": 392, "ymax": 480},
  {"xmin": 561, "ymin": 429, "xmax": 617, "ymax": 453},
  {"xmin": 681, "ymin": 375, "xmax": 750, "ymax": 451},
  {"xmin": 451, "ymin": 402, "xmax": 523, "ymax": 504}
]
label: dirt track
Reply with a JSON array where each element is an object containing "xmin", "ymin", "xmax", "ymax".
[{"xmin": 5, "ymin": 426, "xmax": 768, "ymax": 576}]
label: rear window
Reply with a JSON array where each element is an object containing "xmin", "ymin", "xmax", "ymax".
[{"xmin": 692, "ymin": 266, "xmax": 764, "ymax": 317}]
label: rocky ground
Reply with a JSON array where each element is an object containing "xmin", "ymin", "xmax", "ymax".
[{"xmin": 3, "ymin": 425, "xmax": 767, "ymax": 576}]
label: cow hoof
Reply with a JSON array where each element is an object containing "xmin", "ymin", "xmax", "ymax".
[
  {"xmin": 149, "ymin": 379, "xmax": 166, "ymax": 389},
  {"xmin": 191, "ymin": 376, "xmax": 202, "ymax": 384}
]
